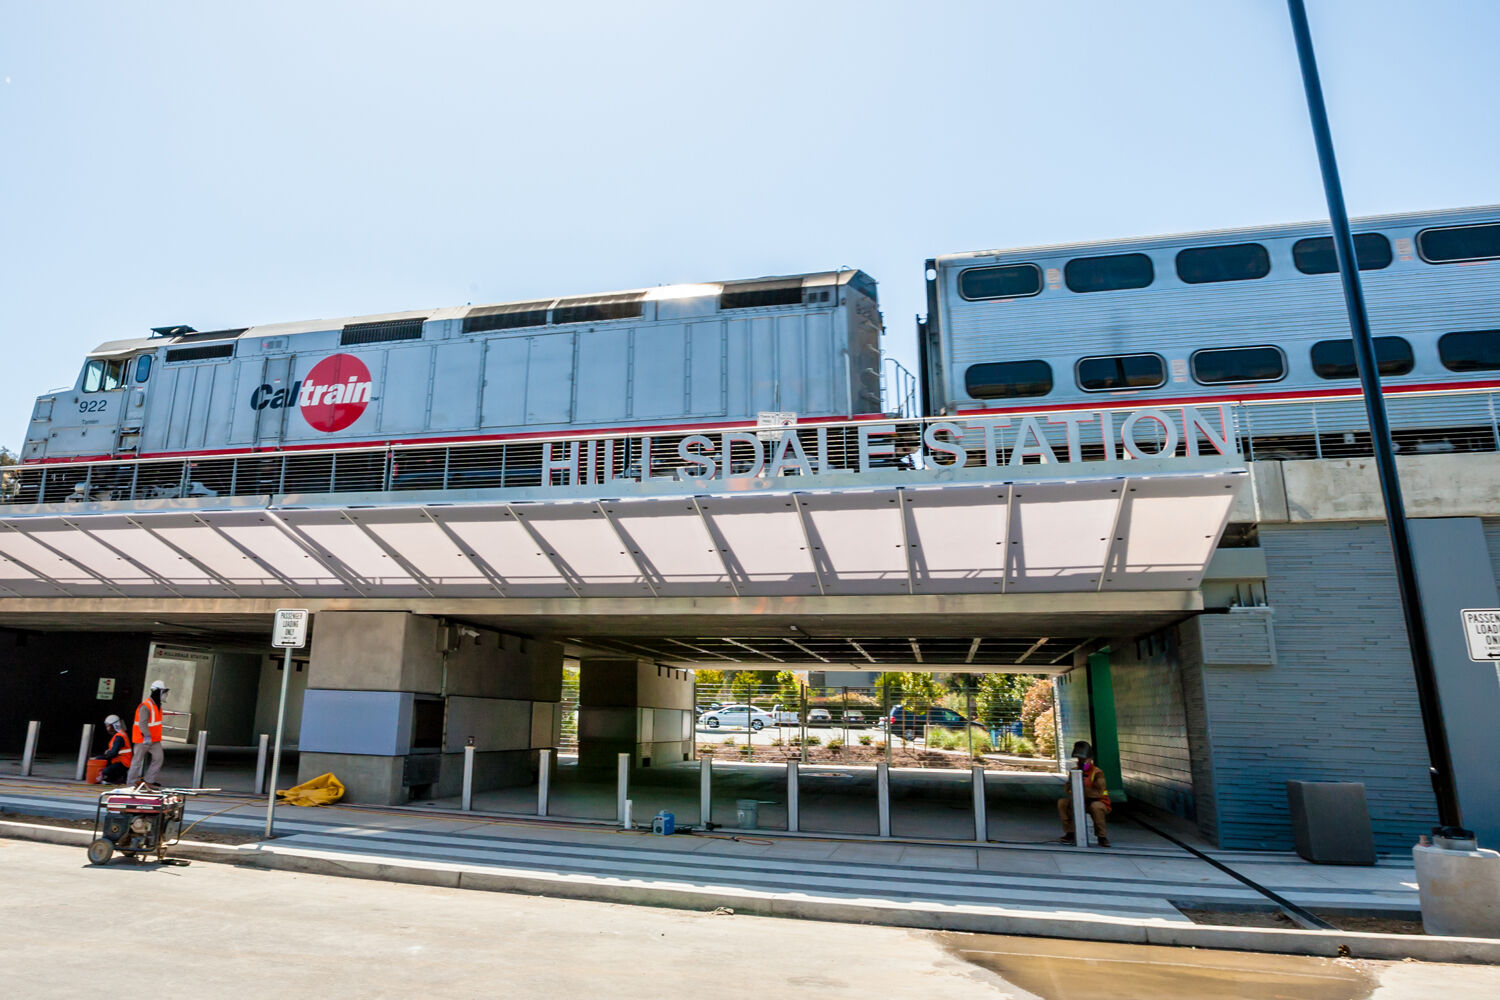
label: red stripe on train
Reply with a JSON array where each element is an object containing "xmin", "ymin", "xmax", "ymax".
[{"xmin": 26, "ymin": 412, "xmax": 895, "ymax": 465}]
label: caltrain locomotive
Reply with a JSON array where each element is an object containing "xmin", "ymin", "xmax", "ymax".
[{"xmin": 9, "ymin": 204, "xmax": 1500, "ymax": 503}]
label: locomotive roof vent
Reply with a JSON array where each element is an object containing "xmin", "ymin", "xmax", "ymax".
[
  {"xmin": 340, "ymin": 317, "xmax": 427, "ymax": 346},
  {"xmin": 719, "ymin": 277, "xmax": 807, "ymax": 310},
  {"xmin": 463, "ymin": 300, "xmax": 552, "ymax": 334},
  {"xmin": 551, "ymin": 292, "xmax": 645, "ymax": 325},
  {"xmin": 150, "ymin": 325, "xmax": 197, "ymax": 338}
]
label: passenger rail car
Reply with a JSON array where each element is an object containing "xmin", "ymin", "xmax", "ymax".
[
  {"xmin": 919, "ymin": 206, "xmax": 1500, "ymax": 456},
  {"xmin": 24, "ymin": 270, "xmax": 884, "ymax": 467}
]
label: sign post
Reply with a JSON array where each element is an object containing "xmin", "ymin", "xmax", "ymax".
[{"xmin": 265, "ymin": 608, "xmax": 309, "ymax": 838}]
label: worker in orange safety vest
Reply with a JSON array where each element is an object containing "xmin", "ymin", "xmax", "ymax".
[{"xmin": 126, "ymin": 679, "xmax": 169, "ymax": 788}]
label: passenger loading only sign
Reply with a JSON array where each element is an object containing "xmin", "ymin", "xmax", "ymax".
[{"xmin": 1460, "ymin": 609, "xmax": 1500, "ymax": 661}]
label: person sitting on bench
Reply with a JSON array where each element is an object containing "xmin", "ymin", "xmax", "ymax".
[{"xmin": 1057, "ymin": 740, "xmax": 1111, "ymax": 847}]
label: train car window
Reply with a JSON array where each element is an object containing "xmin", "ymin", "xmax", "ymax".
[
  {"xmin": 1175, "ymin": 243, "xmax": 1271, "ymax": 284},
  {"xmin": 1438, "ymin": 330, "xmax": 1500, "ymax": 372},
  {"xmin": 340, "ymin": 318, "xmax": 425, "ymax": 346},
  {"xmin": 1076, "ymin": 353, "xmax": 1167, "ymax": 391},
  {"xmin": 1063, "ymin": 253, "xmax": 1153, "ymax": 293},
  {"xmin": 1190, "ymin": 346, "xmax": 1285, "ymax": 384},
  {"xmin": 964, "ymin": 360, "xmax": 1053, "ymax": 399},
  {"xmin": 82, "ymin": 358, "xmax": 126, "ymax": 392},
  {"xmin": 1310, "ymin": 337, "xmax": 1413, "ymax": 379},
  {"xmin": 958, "ymin": 264, "xmax": 1042, "ymax": 301},
  {"xmin": 1418, "ymin": 223, "xmax": 1500, "ymax": 264},
  {"xmin": 134, "ymin": 355, "xmax": 153, "ymax": 383},
  {"xmin": 1292, "ymin": 234, "xmax": 1393, "ymax": 275},
  {"xmin": 164, "ymin": 343, "xmax": 235, "ymax": 362}
]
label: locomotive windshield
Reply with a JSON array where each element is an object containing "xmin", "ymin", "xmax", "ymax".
[{"xmin": 82, "ymin": 358, "xmax": 126, "ymax": 392}]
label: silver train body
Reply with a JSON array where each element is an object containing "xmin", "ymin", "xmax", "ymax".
[
  {"xmin": 24, "ymin": 270, "xmax": 883, "ymax": 464},
  {"xmin": 919, "ymin": 205, "xmax": 1500, "ymax": 454}
]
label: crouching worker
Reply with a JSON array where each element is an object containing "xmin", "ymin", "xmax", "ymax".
[
  {"xmin": 1057, "ymin": 740, "xmax": 1112, "ymax": 847},
  {"xmin": 93, "ymin": 714, "xmax": 133, "ymax": 785}
]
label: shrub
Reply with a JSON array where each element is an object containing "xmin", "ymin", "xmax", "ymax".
[
  {"xmin": 968, "ymin": 729, "xmax": 993, "ymax": 756},
  {"xmin": 804, "ymin": 734, "xmax": 821, "ymax": 746},
  {"xmin": 1034, "ymin": 707, "xmax": 1058, "ymax": 758},
  {"xmin": 826, "ymin": 738, "xmax": 843, "ymax": 751},
  {"xmin": 858, "ymin": 734, "xmax": 874, "ymax": 746},
  {"xmin": 1000, "ymin": 733, "xmax": 1036, "ymax": 756},
  {"xmin": 721, "ymin": 737, "xmax": 737, "ymax": 746},
  {"xmin": 770, "ymin": 737, "xmax": 784, "ymax": 747},
  {"xmin": 738, "ymin": 743, "xmax": 752, "ymax": 755},
  {"xmin": 1021, "ymin": 682, "xmax": 1056, "ymax": 740}
]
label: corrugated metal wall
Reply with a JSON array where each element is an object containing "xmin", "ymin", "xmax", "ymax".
[
  {"xmin": 1108, "ymin": 635, "xmax": 1196, "ymax": 821},
  {"xmin": 1195, "ymin": 522, "xmax": 1434, "ymax": 851}
]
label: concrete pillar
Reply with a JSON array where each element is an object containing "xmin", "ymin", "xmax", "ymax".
[
  {"xmin": 577, "ymin": 657, "xmax": 693, "ymax": 771},
  {"xmin": 296, "ymin": 612, "xmax": 563, "ymax": 805}
]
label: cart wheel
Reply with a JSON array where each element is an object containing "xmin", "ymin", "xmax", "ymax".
[{"xmin": 87, "ymin": 838, "xmax": 113, "ymax": 866}]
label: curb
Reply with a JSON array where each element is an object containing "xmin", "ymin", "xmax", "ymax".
[{"xmin": 5, "ymin": 819, "xmax": 1495, "ymax": 964}]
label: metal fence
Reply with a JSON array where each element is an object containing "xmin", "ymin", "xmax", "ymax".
[{"xmin": 9, "ymin": 386, "xmax": 1497, "ymax": 508}]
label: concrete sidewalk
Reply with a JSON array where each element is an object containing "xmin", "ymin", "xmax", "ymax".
[{"xmin": 4, "ymin": 773, "xmax": 1486, "ymax": 963}]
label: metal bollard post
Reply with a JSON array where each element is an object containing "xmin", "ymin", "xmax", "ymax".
[
  {"xmin": 76, "ymin": 723, "xmax": 95, "ymax": 781},
  {"xmin": 699, "ymin": 755, "xmax": 712, "ymax": 827},
  {"xmin": 787, "ymin": 760, "xmax": 799, "ymax": 833},
  {"xmin": 537, "ymin": 748, "xmax": 552, "ymax": 817},
  {"xmin": 617, "ymin": 752, "xmax": 630, "ymax": 827},
  {"xmin": 1070, "ymin": 765, "xmax": 1088, "ymax": 848},
  {"xmin": 254, "ymin": 734, "xmax": 269, "ymax": 794},
  {"xmin": 876, "ymin": 761, "xmax": 890, "ymax": 838},
  {"xmin": 971, "ymin": 765, "xmax": 988, "ymax": 843},
  {"xmin": 21, "ymin": 721, "xmax": 40, "ymax": 777},
  {"xmin": 461, "ymin": 743, "xmax": 475, "ymax": 812},
  {"xmin": 192, "ymin": 730, "xmax": 209, "ymax": 789}
]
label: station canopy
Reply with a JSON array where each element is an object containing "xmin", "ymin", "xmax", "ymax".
[{"xmin": 0, "ymin": 468, "xmax": 1243, "ymax": 600}]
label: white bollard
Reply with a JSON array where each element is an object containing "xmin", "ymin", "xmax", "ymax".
[
  {"xmin": 877, "ymin": 761, "xmax": 890, "ymax": 838},
  {"xmin": 76, "ymin": 723, "xmax": 95, "ymax": 781},
  {"xmin": 617, "ymin": 753, "xmax": 630, "ymax": 827},
  {"xmin": 192, "ymin": 730, "xmax": 209, "ymax": 789},
  {"xmin": 537, "ymin": 748, "xmax": 552, "ymax": 817},
  {"xmin": 699, "ymin": 755, "xmax": 712, "ymax": 827},
  {"xmin": 787, "ymin": 761, "xmax": 799, "ymax": 833},
  {"xmin": 254, "ymin": 734, "xmax": 269, "ymax": 794},
  {"xmin": 21, "ymin": 721, "xmax": 39, "ymax": 777},
  {"xmin": 461, "ymin": 743, "xmax": 476, "ymax": 812},
  {"xmin": 971, "ymin": 765, "xmax": 988, "ymax": 843},
  {"xmin": 1070, "ymin": 765, "xmax": 1089, "ymax": 848},
  {"xmin": 623, "ymin": 798, "xmax": 633, "ymax": 831}
]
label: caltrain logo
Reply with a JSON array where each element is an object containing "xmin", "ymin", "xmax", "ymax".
[{"xmin": 248, "ymin": 354, "xmax": 373, "ymax": 433}]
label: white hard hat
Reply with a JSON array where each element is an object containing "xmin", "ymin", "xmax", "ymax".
[
  {"xmin": 149, "ymin": 679, "xmax": 168, "ymax": 692},
  {"xmin": 104, "ymin": 714, "xmax": 121, "ymax": 727}
]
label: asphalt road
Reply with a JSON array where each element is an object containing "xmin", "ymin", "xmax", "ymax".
[{"xmin": 4, "ymin": 838, "xmax": 1498, "ymax": 999}]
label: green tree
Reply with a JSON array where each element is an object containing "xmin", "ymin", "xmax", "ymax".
[
  {"xmin": 975, "ymin": 674, "xmax": 1035, "ymax": 727},
  {"xmin": 694, "ymin": 669, "xmax": 726, "ymax": 699},
  {"xmin": 895, "ymin": 672, "xmax": 943, "ymax": 711},
  {"xmin": 773, "ymin": 670, "xmax": 801, "ymax": 708},
  {"xmin": 729, "ymin": 670, "xmax": 775, "ymax": 704}
]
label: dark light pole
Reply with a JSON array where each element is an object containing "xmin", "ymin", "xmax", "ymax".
[{"xmin": 1286, "ymin": 0, "xmax": 1463, "ymax": 831}]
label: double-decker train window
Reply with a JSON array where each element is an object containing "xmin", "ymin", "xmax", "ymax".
[
  {"xmin": 1190, "ymin": 346, "xmax": 1285, "ymax": 384},
  {"xmin": 964, "ymin": 360, "xmax": 1053, "ymax": 399},
  {"xmin": 1175, "ymin": 243, "xmax": 1271, "ymax": 284},
  {"xmin": 1076, "ymin": 353, "xmax": 1167, "ymax": 391},
  {"xmin": 1418, "ymin": 223, "xmax": 1500, "ymax": 264},
  {"xmin": 1063, "ymin": 253, "xmax": 1153, "ymax": 293},
  {"xmin": 1310, "ymin": 336, "xmax": 1413, "ymax": 379},
  {"xmin": 1292, "ymin": 234, "xmax": 1394, "ymax": 275},
  {"xmin": 1438, "ymin": 330, "xmax": 1500, "ymax": 372},
  {"xmin": 958, "ymin": 264, "xmax": 1042, "ymax": 301}
]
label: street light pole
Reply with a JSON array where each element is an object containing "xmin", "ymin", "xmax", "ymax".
[{"xmin": 1286, "ymin": 0, "xmax": 1462, "ymax": 830}]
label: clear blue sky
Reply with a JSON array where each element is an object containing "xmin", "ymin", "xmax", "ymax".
[{"xmin": 2, "ymin": 1, "xmax": 1496, "ymax": 449}]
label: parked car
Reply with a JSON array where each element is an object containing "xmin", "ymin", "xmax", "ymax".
[
  {"xmin": 843, "ymin": 710, "xmax": 866, "ymax": 725},
  {"xmin": 885, "ymin": 706, "xmax": 985, "ymax": 741},
  {"xmin": 698, "ymin": 705, "xmax": 779, "ymax": 731},
  {"xmin": 807, "ymin": 708, "xmax": 832, "ymax": 724}
]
